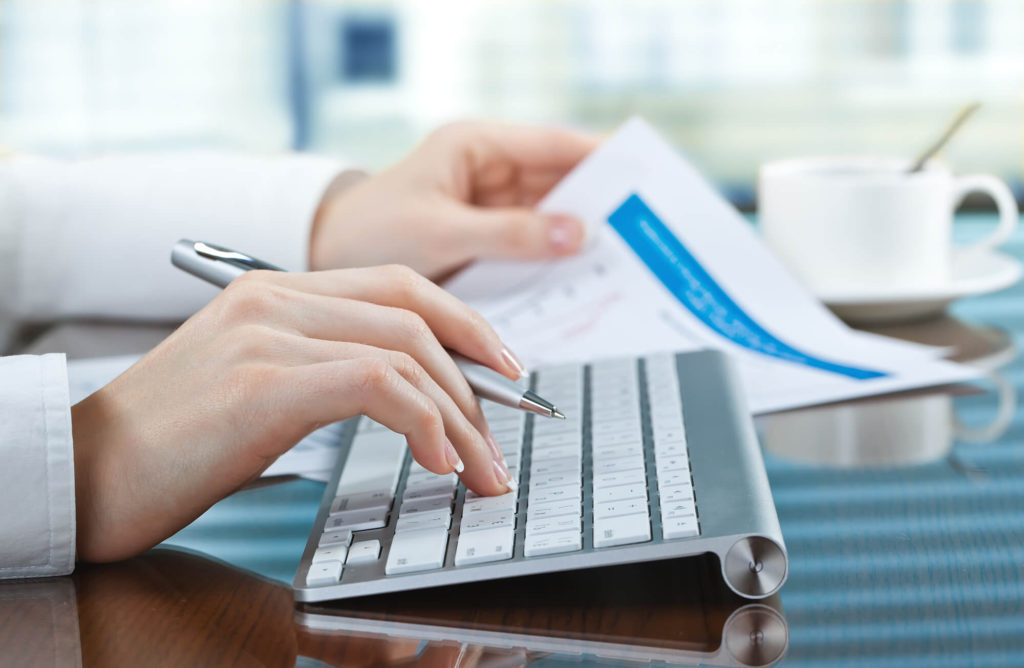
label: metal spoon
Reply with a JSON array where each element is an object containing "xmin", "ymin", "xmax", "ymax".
[{"xmin": 907, "ymin": 102, "xmax": 981, "ymax": 173}]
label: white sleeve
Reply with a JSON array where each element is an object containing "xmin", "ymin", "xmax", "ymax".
[
  {"xmin": 3, "ymin": 152, "xmax": 344, "ymax": 323},
  {"xmin": 0, "ymin": 354, "xmax": 76, "ymax": 579}
]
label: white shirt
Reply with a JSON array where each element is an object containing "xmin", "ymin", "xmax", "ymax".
[{"xmin": 0, "ymin": 152, "xmax": 343, "ymax": 578}]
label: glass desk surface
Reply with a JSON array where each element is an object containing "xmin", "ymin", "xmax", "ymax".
[{"xmin": 7, "ymin": 216, "xmax": 1024, "ymax": 667}]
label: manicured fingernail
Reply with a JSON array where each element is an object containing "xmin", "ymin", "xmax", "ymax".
[
  {"xmin": 445, "ymin": 439, "xmax": 464, "ymax": 473},
  {"xmin": 500, "ymin": 347, "xmax": 527, "ymax": 380},
  {"xmin": 547, "ymin": 215, "xmax": 584, "ymax": 254},
  {"xmin": 492, "ymin": 458, "xmax": 515, "ymax": 493},
  {"xmin": 485, "ymin": 433, "xmax": 504, "ymax": 463}
]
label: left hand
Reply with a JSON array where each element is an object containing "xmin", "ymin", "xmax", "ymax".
[{"xmin": 309, "ymin": 121, "xmax": 600, "ymax": 280}]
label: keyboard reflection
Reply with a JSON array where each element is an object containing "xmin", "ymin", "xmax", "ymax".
[{"xmin": 298, "ymin": 553, "xmax": 789, "ymax": 667}]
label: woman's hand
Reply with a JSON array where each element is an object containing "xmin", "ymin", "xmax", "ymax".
[
  {"xmin": 72, "ymin": 265, "xmax": 522, "ymax": 562},
  {"xmin": 309, "ymin": 121, "xmax": 600, "ymax": 280}
]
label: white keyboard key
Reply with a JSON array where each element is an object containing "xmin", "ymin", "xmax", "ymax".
[
  {"xmin": 534, "ymin": 417, "xmax": 581, "ymax": 433},
  {"xmin": 591, "ymin": 388, "xmax": 637, "ymax": 405},
  {"xmin": 454, "ymin": 527, "xmax": 514, "ymax": 566},
  {"xmin": 385, "ymin": 528, "xmax": 449, "ymax": 575},
  {"xmin": 593, "ymin": 483, "xmax": 648, "ymax": 504},
  {"xmin": 312, "ymin": 545, "xmax": 348, "ymax": 564},
  {"xmin": 531, "ymin": 457, "xmax": 582, "ymax": 476},
  {"xmin": 530, "ymin": 444, "xmax": 582, "ymax": 461},
  {"xmin": 663, "ymin": 514, "xmax": 700, "ymax": 539},
  {"xmin": 531, "ymin": 432, "xmax": 583, "ymax": 449},
  {"xmin": 656, "ymin": 456, "xmax": 691, "ymax": 474},
  {"xmin": 306, "ymin": 560, "xmax": 343, "ymax": 586},
  {"xmin": 402, "ymin": 483, "xmax": 456, "ymax": 502},
  {"xmin": 493, "ymin": 432, "xmax": 524, "ymax": 453},
  {"xmin": 593, "ymin": 456, "xmax": 645, "ymax": 475},
  {"xmin": 528, "ymin": 499, "xmax": 580, "ymax": 520},
  {"xmin": 461, "ymin": 510, "xmax": 515, "ymax": 532},
  {"xmin": 404, "ymin": 474, "xmax": 457, "ymax": 491},
  {"xmin": 650, "ymin": 411, "xmax": 683, "ymax": 426},
  {"xmin": 530, "ymin": 472, "xmax": 580, "ymax": 490},
  {"xmin": 400, "ymin": 494, "xmax": 453, "ymax": 515},
  {"xmin": 590, "ymin": 417, "xmax": 641, "ymax": 434},
  {"xmin": 592, "ymin": 431, "xmax": 644, "ymax": 448},
  {"xmin": 524, "ymin": 530, "xmax": 582, "ymax": 557},
  {"xmin": 534, "ymin": 414, "xmax": 581, "ymax": 429},
  {"xmin": 661, "ymin": 497, "xmax": 696, "ymax": 518},
  {"xmin": 346, "ymin": 540, "xmax": 382, "ymax": 564},
  {"xmin": 337, "ymin": 430, "xmax": 407, "ymax": 496},
  {"xmin": 325, "ymin": 508, "xmax": 388, "ymax": 532},
  {"xmin": 319, "ymin": 530, "xmax": 353, "ymax": 548},
  {"xmin": 528, "ymin": 484, "xmax": 582, "ymax": 506},
  {"xmin": 593, "ymin": 470, "xmax": 647, "ymax": 490},
  {"xmin": 654, "ymin": 441, "xmax": 688, "ymax": 457},
  {"xmin": 594, "ymin": 499, "xmax": 648, "ymax": 520},
  {"xmin": 330, "ymin": 490, "xmax": 392, "ymax": 514},
  {"xmin": 588, "ymin": 403, "xmax": 639, "ymax": 419},
  {"xmin": 395, "ymin": 509, "xmax": 451, "ymax": 532},
  {"xmin": 463, "ymin": 493, "xmax": 517, "ymax": 515},
  {"xmin": 660, "ymin": 483, "xmax": 695, "ymax": 503},
  {"xmin": 657, "ymin": 471, "xmax": 692, "ymax": 489},
  {"xmin": 593, "ymin": 442, "xmax": 644, "ymax": 461},
  {"xmin": 593, "ymin": 513, "xmax": 651, "ymax": 548},
  {"xmin": 525, "ymin": 515, "xmax": 580, "ymax": 537},
  {"xmin": 653, "ymin": 427, "xmax": 686, "ymax": 443}
]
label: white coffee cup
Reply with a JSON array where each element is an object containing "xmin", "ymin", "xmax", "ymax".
[{"xmin": 759, "ymin": 157, "xmax": 1018, "ymax": 296}]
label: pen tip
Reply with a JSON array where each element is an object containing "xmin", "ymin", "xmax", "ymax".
[{"xmin": 552, "ymin": 409, "xmax": 566, "ymax": 420}]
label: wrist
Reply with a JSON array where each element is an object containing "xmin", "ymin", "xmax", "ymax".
[{"xmin": 309, "ymin": 169, "xmax": 370, "ymax": 271}]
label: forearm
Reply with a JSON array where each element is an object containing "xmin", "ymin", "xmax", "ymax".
[{"xmin": 3, "ymin": 152, "xmax": 344, "ymax": 324}]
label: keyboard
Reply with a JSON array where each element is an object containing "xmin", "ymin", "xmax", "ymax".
[{"xmin": 294, "ymin": 349, "xmax": 787, "ymax": 602}]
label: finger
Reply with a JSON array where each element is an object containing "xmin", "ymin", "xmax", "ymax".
[
  {"xmin": 474, "ymin": 166, "xmax": 577, "ymax": 208},
  {"xmin": 267, "ymin": 294, "xmax": 492, "ymax": 438},
  {"xmin": 235, "ymin": 267, "xmax": 526, "ymax": 381},
  {"xmin": 450, "ymin": 203, "xmax": 586, "ymax": 260},
  {"xmin": 459, "ymin": 123, "xmax": 601, "ymax": 172},
  {"xmin": 264, "ymin": 332, "xmax": 498, "ymax": 484},
  {"xmin": 285, "ymin": 359, "xmax": 510, "ymax": 496}
]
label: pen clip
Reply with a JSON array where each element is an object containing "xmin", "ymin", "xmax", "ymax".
[{"xmin": 192, "ymin": 241, "xmax": 284, "ymax": 272}]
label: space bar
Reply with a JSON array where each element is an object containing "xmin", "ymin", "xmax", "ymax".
[{"xmin": 335, "ymin": 426, "xmax": 407, "ymax": 497}]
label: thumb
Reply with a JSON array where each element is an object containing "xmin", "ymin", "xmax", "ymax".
[{"xmin": 455, "ymin": 205, "xmax": 587, "ymax": 262}]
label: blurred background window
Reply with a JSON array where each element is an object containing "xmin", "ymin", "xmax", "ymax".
[{"xmin": 2, "ymin": 0, "xmax": 1022, "ymax": 208}]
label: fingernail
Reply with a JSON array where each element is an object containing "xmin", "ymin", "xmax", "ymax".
[
  {"xmin": 547, "ymin": 215, "xmax": 584, "ymax": 254},
  {"xmin": 500, "ymin": 347, "xmax": 528, "ymax": 380},
  {"xmin": 485, "ymin": 433, "xmax": 505, "ymax": 464},
  {"xmin": 492, "ymin": 458, "xmax": 516, "ymax": 493},
  {"xmin": 444, "ymin": 439, "xmax": 464, "ymax": 473}
]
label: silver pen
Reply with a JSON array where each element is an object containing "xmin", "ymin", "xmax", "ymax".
[{"xmin": 171, "ymin": 239, "xmax": 565, "ymax": 420}]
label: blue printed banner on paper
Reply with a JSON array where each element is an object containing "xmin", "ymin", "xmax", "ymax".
[{"xmin": 607, "ymin": 194, "xmax": 886, "ymax": 380}]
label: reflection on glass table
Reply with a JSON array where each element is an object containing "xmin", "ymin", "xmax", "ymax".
[
  {"xmin": 761, "ymin": 316, "xmax": 1017, "ymax": 469},
  {"xmin": 0, "ymin": 548, "xmax": 788, "ymax": 667},
  {"xmin": 300, "ymin": 554, "xmax": 788, "ymax": 668}
]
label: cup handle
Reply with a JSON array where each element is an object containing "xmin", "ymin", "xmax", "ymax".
[
  {"xmin": 952, "ymin": 174, "xmax": 1019, "ymax": 255},
  {"xmin": 952, "ymin": 371, "xmax": 1016, "ymax": 444}
]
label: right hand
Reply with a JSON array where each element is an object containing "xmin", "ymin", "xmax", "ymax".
[{"xmin": 71, "ymin": 265, "xmax": 521, "ymax": 562}]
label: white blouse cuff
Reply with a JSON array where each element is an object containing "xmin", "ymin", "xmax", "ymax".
[{"xmin": 0, "ymin": 354, "xmax": 76, "ymax": 578}]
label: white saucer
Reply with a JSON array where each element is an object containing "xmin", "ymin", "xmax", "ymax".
[{"xmin": 818, "ymin": 249, "xmax": 1023, "ymax": 324}]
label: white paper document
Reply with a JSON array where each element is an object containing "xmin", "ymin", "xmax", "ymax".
[
  {"xmin": 447, "ymin": 118, "xmax": 978, "ymax": 414},
  {"xmin": 67, "ymin": 354, "xmax": 342, "ymax": 480}
]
